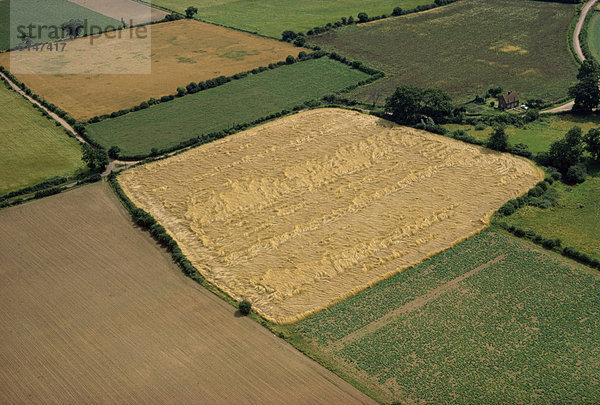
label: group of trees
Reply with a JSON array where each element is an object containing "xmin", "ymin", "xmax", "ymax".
[
  {"xmin": 569, "ymin": 60, "xmax": 600, "ymax": 112},
  {"xmin": 537, "ymin": 126, "xmax": 600, "ymax": 184},
  {"xmin": 81, "ymin": 143, "xmax": 108, "ymax": 172},
  {"xmin": 385, "ymin": 85, "xmax": 454, "ymax": 125}
]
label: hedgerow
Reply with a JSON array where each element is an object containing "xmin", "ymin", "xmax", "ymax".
[
  {"xmin": 108, "ymin": 174, "xmax": 204, "ymax": 282},
  {"xmin": 279, "ymin": 0, "xmax": 461, "ymax": 39},
  {"xmin": 497, "ymin": 221, "xmax": 600, "ymax": 270}
]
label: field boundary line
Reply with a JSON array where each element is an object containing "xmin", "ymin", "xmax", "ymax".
[
  {"xmin": 0, "ymin": 71, "xmax": 137, "ymax": 177},
  {"xmin": 331, "ymin": 254, "xmax": 505, "ymax": 350},
  {"xmin": 0, "ymin": 71, "xmax": 84, "ymax": 142}
]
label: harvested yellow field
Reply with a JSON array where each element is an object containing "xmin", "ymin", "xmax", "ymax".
[
  {"xmin": 119, "ymin": 108, "xmax": 543, "ymax": 324},
  {"xmin": 0, "ymin": 19, "xmax": 302, "ymax": 120}
]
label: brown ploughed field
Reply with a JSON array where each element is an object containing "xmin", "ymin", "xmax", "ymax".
[{"xmin": 0, "ymin": 182, "xmax": 374, "ymax": 404}]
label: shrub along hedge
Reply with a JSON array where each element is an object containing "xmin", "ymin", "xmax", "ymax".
[
  {"xmin": 0, "ymin": 173, "xmax": 102, "ymax": 209},
  {"xmin": 108, "ymin": 174, "xmax": 204, "ymax": 283},
  {"xmin": 281, "ymin": 0, "xmax": 461, "ymax": 39},
  {"xmin": 496, "ymin": 178, "xmax": 559, "ymax": 216},
  {"xmin": 497, "ymin": 221, "xmax": 600, "ymax": 270}
]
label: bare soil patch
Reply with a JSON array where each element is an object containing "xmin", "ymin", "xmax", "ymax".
[{"xmin": 0, "ymin": 182, "xmax": 374, "ymax": 404}]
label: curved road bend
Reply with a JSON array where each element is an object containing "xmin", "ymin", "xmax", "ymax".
[{"xmin": 543, "ymin": 0, "xmax": 598, "ymax": 113}]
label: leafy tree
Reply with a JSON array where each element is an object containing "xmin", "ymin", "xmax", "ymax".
[
  {"xmin": 293, "ymin": 35, "xmax": 306, "ymax": 47},
  {"xmin": 487, "ymin": 125, "xmax": 509, "ymax": 152},
  {"xmin": 525, "ymin": 108, "xmax": 539, "ymax": 122},
  {"xmin": 486, "ymin": 86, "xmax": 503, "ymax": 98},
  {"xmin": 386, "ymin": 86, "xmax": 453, "ymax": 125},
  {"xmin": 81, "ymin": 144, "xmax": 108, "ymax": 172},
  {"xmin": 176, "ymin": 86, "xmax": 186, "ymax": 97},
  {"xmin": 281, "ymin": 30, "xmax": 297, "ymax": 41},
  {"xmin": 164, "ymin": 12, "xmax": 183, "ymax": 21},
  {"xmin": 238, "ymin": 300, "xmax": 252, "ymax": 315},
  {"xmin": 576, "ymin": 59, "xmax": 600, "ymax": 81},
  {"xmin": 548, "ymin": 126, "xmax": 584, "ymax": 171},
  {"xmin": 61, "ymin": 19, "xmax": 84, "ymax": 38},
  {"xmin": 357, "ymin": 12, "xmax": 369, "ymax": 23},
  {"xmin": 565, "ymin": 163, "xmax": 587, "ymax": 184},
  {"xmin": 569, "ymin": 77, "xmax": 600, "ymax": 112},
  {"xmin": 421, "ymin": 88, "xmax": 453, "ymax": 123},
  {"xmin": 512, "ymin": 143, "xmax": 532, "ymax": 158},
  {"xmin": 185, "ymin": 6, "xmax": 198, "ymax": 18},
  {"xmin": 570, "ymin": 59, "xmax": 600, "ymax": 112},
  {"xmin": 108, "ymin": 146, "xmax": 120, "ymax": 159},
  {"xmin": 584, "ymin": 128, "xmax": 600, "ymax": 161},
  {"xmin": 385, "ymin": 85, "xmax": 423, "ymax": 125},
  {"xmin": 285, "ymin": 55, "xmax": 296, "ymax": 64},
  {"xmin": 392, "ymin": 7, "xmax": 403, "ymax": 16}
]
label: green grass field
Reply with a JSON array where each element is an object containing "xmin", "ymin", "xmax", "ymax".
[
  {"xmin": 445, "ymin": 114, "xmax": 600, "ymax": 154},
  {"xmin": 588, "ymin": 10, "xmax": 600, "ymax": 63},
  {"xmin": 150, "ymin": 0, "xmax": 432, "ymax": 38},
  {"xmin": 85, "ymin": 58, "xmax": 371, "ymax": 156},
  {"xmin": 285, "ymin": 230, "xmax": 600, "ymax": 403},
  {"xmin": 309, "ymin": 0, "xmax": 578, "ymax": 105},
  {"xmin": 502, "ymin": 177, "xmax": 600, "ymax": 260},
  {"xmin": 0, "ymin": 0, "xmax": 120, "ymax": 51},
  {"xmin": 0, "ymin": 82, "xmax": 84, "ymax": 194}
]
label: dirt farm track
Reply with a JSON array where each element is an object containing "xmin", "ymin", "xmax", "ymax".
[{"xmin": 0, "ymin": 182, "xmax": 374, "ymax": 404}]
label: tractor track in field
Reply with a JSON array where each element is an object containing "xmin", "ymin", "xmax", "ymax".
[{"xmin": 330, "ymin": 254, "xmax": 506, "ymax": 352}]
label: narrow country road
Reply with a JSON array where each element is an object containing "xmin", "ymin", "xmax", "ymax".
[
  {"xmin": 543, "ymin": 0, "xmax": 598, "ymax": 113},
  {"xmin": 574, "ymin": 0, "xmax": 598, "ymax": 62},
  {"xmin": 0, "ymin": 71, "xmax": 137, "ymax": 175}
]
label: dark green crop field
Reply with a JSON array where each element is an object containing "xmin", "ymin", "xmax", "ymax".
[
  {"xmin": 285, "ymin": 230, "xmax": 600, "ymax": 404},
  {"xmin": 309, "ymin": 0, "xmax": 578, "ymax": 105},
  {"xmin": 85, "ymin": 58, "xmax": 371, "ymax": 156}
]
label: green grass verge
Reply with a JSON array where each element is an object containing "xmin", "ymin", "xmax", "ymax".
[
  {"xmin": 588, "ymin": 10, "xmax": 600, "ymax": 63},
  {"xmin": 85, "ymin": 58, "xmax": 371, "ymax": 156},
  {"xmin": 284, "ymin": 229, "xmax": 600, "ymax": 403},
  {"xmin": 502, "ymin": 176, "xmax": 600, "ymax": 261},
  {"xmin": 0, "ymin": 0, "xmax": 120, "ymax": 50},
  {"xmin": 150, "ymin": 0, "xmax": 432, "ymax": 38},
  {"xmin": 0, "ymin": 83, "xmax": 84, "ymax": 194},
  {"xmin": 444, "ymin": 113, "xmax": 600, "ymax": 154},
  {"xmin": 309, "ymin": 0, "xmax": 578, "ymax": 105}
]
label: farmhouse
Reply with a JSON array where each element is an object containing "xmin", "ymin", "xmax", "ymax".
[{"xmin": 498, "ymin": 90, "xmax": 519, "ymax": 110}]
